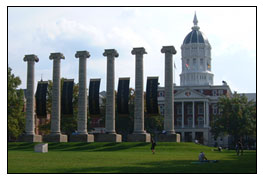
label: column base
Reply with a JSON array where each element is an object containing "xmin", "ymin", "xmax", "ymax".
[
  {"xmin": 70, "ymin": 133, "xmax": 94, "ymax": 142},
  {"xmin": 127, "ymin": 133, "xmax": 151, "ymax": 142},
  {"xmin": 19, "ymin": 134, "xmax": 42, "ymax": 142},
  {"xmin": 158, "ymin": 133, "xmax": 180, "ymax": 142},
  {"xmin": 43, "ymin": 133, "xmax": 68, "ymax": 142},
  {"xmin": 94, "ymin": 133, "xmax": 122, "ymax": 142}
]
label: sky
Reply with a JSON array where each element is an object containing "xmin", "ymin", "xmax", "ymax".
[{"xmin": 8, "ymin": 7, "xmax": 256, "ymax": 94}]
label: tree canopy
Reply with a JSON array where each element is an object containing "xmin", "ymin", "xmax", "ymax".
[
  {"xmin": 8, "ymin": 67, "xmax": 25, "ymax": 141},
  {"xmin": 211, "ymin": 93, "xmax": 256, "ymax": 143}
]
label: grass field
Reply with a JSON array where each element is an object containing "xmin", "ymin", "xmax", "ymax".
[{"xmin": 8, "ymin": 142, "xmax": 256, "ymax": 174}]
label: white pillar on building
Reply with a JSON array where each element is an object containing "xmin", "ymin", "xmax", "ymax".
[
  {"xmin": 192, "ymin": 101, "xmax": 195, "ymax": 128},
  {"xmin": 203, "ymin": 101, "xmax": 206, "ymax": 127},
  {"xmin": 182, "ymin": 101, "xmax": 184, "ymax": 128},
  {"xmin": 22, "ymin": 54, "xmax": 42, "ymax": 142},
  {"xmin": 206, "ymin": 101, "xmax": 209, "ymax": 127}
]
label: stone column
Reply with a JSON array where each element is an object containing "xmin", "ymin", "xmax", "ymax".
[
  {"xmin": 158, "ymin": 46, "xmax": 180, "ymax": 142},
  {"xmin": 127, "ymin": 47, "xmax": 150, "ymax": 142},
  {"xmin": 104, "ymin": 49, "xmax": 118, "ymax": 134},
  {"xmin": 44, "ymin": 52, "xmax": 67, "ymax": 142},
  {"xmin": 133, "ymin": 47, "xmax": 146, "ymax": 134},
  {"xmin": 161, "ymin": 46, "xmax": 176, "ymax": 134},
  {"xmin": 22, "ymin": 54, "xmax": 42, "ymax": 142},
  {"xmin": 70, "ymin": 51, "xmax": 94, "ymax": 142},
  {"xmin": 95, "ymin": 49, "xmax": 121, "ymax": 142}
]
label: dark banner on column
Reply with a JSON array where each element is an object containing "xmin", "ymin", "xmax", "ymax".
[
  {"xmin": 35, "ymin": 81, "xmax": 48, "ymax": 117},
  {"xmin": 89, "ymin": 79, "xmax": 101, "ymax": 116},
  {"xmin": 117, "ymin": 78, "xmax": 130, "ymax": 115},
  {"xmin": 146, "ymin": 77, "xmax": 159, "ymax": 114},
  {"xmin": 61, "ymin": 79, "xmax": 74, "ymax": 115}
]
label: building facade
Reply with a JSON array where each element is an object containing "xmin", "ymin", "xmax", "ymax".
[{"xmin": 158, "ymin": 13, "xmax": 233, "ymax": 147}]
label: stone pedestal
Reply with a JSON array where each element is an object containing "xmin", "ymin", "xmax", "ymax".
[
  {"xmin": 43, "ymin": 133, "xmax": 68, "ymax": 142},
  {"xmin": 94, "ymin": 133, "xmax": 122, "ymax": 142},
  {"xmin": 158, "ymin": 133, "xmax": 180, "ymax": 142},
  {"xmin": 34, "ymin": 143, "xmax": 48, "ymax": 153},
  {"xmin": 127, "ymin": 133, "xmax": 151, "ymax": 142},
  {"xmin": 70, "ymin": 134, "xmax": 94, "ymax": 142},
  {"xmin": 20, "ymin": 134, "xmax": 42, "ymax": 142}
]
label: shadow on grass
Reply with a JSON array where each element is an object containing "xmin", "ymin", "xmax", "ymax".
[
  {"xmin": 93, "ymin": 142, "xmax": 149, "ymax": 152},
  {"xmin": 8, "ymin": 143, "xmax": 35, "ymax": 151},
  {"xmin": 8, "ymin": 142, "xmax": 150, "ymax": 152},
  {"xmin": 50, "ymin": 158, "xmax": 256, "ymax": 174}
]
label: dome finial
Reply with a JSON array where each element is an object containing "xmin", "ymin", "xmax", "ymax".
[{"xmin": 193, "ymin": 11, "xmax": 198, "ymax": 26}]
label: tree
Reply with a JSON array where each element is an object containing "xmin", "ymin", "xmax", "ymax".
[
  {"xmin": 8, "ymin": 67, "xmax": 25, "ymax": 141},
  {"xmin": 211, "ymin": 93, "xmax": 256, "ymax": 144}
]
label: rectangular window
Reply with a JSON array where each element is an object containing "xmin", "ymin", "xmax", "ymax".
[
  {"xmin": 213, "ymin": 104, "xmax": 218, "ymax": 115},
  {"xmin": 218, "ymin": 90, "xmax": 223, "ymax": 96},
  {"xmin": 187, "ymin": 104, "xmax": 192, "ymax": 114},
  {"xmin": 198, "ymin": 104, "xmax": 204, "ymax": 114},
  {"xmin": 177, "ymin": 106, "xmax": 182, "ymax": 115},
  {"xmin": 176, "ymin": 117, "xmax": 182, "ymax": 126},
  {"xmin": 212, "ymin": 90, "xmax": 217, "ymax": 96}
]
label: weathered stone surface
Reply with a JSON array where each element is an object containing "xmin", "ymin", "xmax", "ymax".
[
  {"xmin": 132, "ymin": 47, "xmax": 148, "ymax": 134},
  {"xmin": 127, "ymin": 133, "xmax": 151, "ymax": 142},
  {"xmin": 94, "ymin": 133, "xmax": 122, "ymax": 142},
  {"xmin": 43, "ymin": 133, "xmax": 68, "ymax": 142},
  {"xmin": 34, "ymin": 143, "xmax": 48, "ymax": 153},
  {"xmin": 103, "ymin": 49, "xmax": 119, "ymax": 134},
  {"xmin": 70, "ymin": 134, "xmax": 94, "ymax": 142},
  {"xmin": 49, "ymin": 52, "xmax": 65, "ymax": 135},
  {"xmin": 23, "ymin": 54, "xmax": 39, "ymax": 136},
  {"xmin": 75, "ymin": 51, "xmax": 93, "ymax": 139},
  {"xmin": 161, "ymin": 46, "xmax": 177, "ymax": 134},
  {"xmin": 158, "ymin": 133, "xmax": 180, "ymax": 142}
]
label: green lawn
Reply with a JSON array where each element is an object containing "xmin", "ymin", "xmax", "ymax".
[{"xmin": 8, "ymin": 142, "xmax": 256, "ymax": 173}]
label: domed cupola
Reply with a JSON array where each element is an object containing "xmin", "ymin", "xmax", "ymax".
[
  {"xmin": 183, "ymin": 14, "xmax": 210, "ymax": 45},
  {"xmin": 180, "ymin": 12, "xmax": 214, "ymax": 86}
]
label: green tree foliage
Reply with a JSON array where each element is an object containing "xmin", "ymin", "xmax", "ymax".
[
  {"xmin": 211, "ymin": 93, "xmax": 256, "ymax": 143},
  {"xmin": 8, "ymin": 67, "xmax": 25, "ymax": 141}
]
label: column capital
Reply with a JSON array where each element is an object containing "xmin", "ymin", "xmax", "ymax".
[
  {"xmin": 75, "ymin": 50, "xmax": 90, "ymax": 59},
  {"xmin": 49, "ymin": 52, "xmax": 65, "ymax": 60},
  {"xmin": 161, "ymin": 46, "xmax": 177, "ymax": 54},
  {"xmin": 131, "ymin": 47, "xmax": 147, "ymax": 55},
  {"xmin": 103, "ymin": 49, "xmax": 119, "ymax": 58},
  {"xmin": 23, "ymin": 54, "xmax": 39, "ymax": 62}
]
